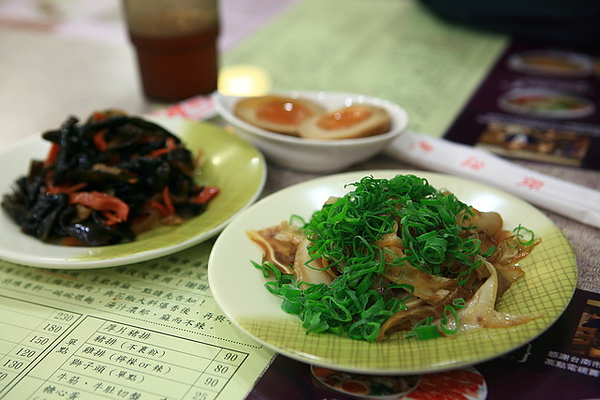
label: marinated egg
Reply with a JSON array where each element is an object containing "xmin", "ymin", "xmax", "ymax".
[
  {"xmin": 233, "ymin": 95, "xmax": 326, "ymax": 136},
  {"xmin": 299, "ymin": 104, "xmax": 391, "ymax": 140}
]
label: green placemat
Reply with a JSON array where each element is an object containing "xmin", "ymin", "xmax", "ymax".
[{"xmin": 222, "ymin": 0, "xmax": 508, "ymax": 137}]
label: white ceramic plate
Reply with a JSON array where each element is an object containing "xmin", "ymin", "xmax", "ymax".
[
  {"xmin": 209, "ymin": 170, "xmax": 577, "ymax": 374},
  {"xmin": 212, "ymin": 91, "xmax": 407, "ymax": 144},
  {"xmin": 0, "ymin": 118, "xmax": 266, "ymax": 269},
  {"xmin": 212, "ymin": 91, "xmax": 408, "ymax": 173}
]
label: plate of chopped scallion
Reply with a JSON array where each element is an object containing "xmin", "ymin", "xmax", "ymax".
[{"xmin": 208, "ymin": 170, "xmax": 577, "ymax": 374}]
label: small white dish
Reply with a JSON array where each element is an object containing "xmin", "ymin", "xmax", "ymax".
[
  {"xmin": 212, "ymin": 91, "xmax": 409, "ymax": 173},
  {"xmin": 208, "ymin": 170, "xmax": 577, "ymax": 374},
  {"xmin": 0, "ymin": 118, "xmax": 266, "ymax": 269}
]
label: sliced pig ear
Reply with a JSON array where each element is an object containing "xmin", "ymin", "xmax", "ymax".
[
  {"xmin": 293, "ymin": 237, "xmax": 336, "ymax": 289},
  {"xmin": 459, "ymin": 258, "xmax": 541, "ymax": 330},
  {"xmin": 246, "ymin": 221, "xmax": 305, "ymax": 275}
]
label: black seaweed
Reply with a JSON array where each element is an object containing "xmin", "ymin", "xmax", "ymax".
[{"xmin": 1, "ymin": 111, "xmax": 215, "ymax": 246}]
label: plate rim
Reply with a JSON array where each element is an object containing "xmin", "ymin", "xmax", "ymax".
[
  {"xmin": 208, "ymin": 169, "xmax": 577, "ymax": 374},
  {"xmin": 0, "ymin": 117, "xmax": 267, "ymax": 269}
]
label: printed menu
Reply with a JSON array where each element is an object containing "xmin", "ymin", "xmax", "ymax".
[{"xmin": 0, "ymin": 242, "xmax": 275, "ymax": 399}]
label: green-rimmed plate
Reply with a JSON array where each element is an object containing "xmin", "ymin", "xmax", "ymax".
[
  {"xmin": 0, "ymin": 117, "xmax": 266, "ymax": 269},
  {"xmin": 208, "ymin": 170, "xmax": 577, "ymax": 374}
]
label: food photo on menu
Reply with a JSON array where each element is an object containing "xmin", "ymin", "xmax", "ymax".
[{"xmin": 444, "ymin": 43, "xmax": 600, "ymax": 170}]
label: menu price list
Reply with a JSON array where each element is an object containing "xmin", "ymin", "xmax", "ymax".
[
  {"xmin": 0, "ymin": 297, "xmax": 248, "ymax": 400},
  {"xmin": 0, "ymin": 298, "xmax": 82, "ymax": 396}
]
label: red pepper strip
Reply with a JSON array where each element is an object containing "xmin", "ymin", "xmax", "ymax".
[
  {"xmin": 149, "ymin": 188, "xmax": 175, "ymax": 218},
  {"xmin": 46, "ymin": 182, "xmax": 87, "ymax": 195},
  {"xmin": 162, "ymin": 187, "xmax": 175, "ymax": 215},
  {"xmin": 101, "ymin": 210, "xmax": 123, "ymax": 226},
  {"xmin": 150, "ymin": 137, "xmax": 177, "ymax": 157},
  {"xmin": 91, "ymin": 111, "xmax": 107, "ymax": 121},
  {"xmin": 93, "ymin": 130, "xmax": 108, "ymax": 151},
  {"xmin": 44, "ymin": 143, "xmax": 60, "ymax": 167},
  {"xmin": 149, "ymin": 200, "xmax": 168, "ymax": 217},
  {"xmin": 69, "ymin": 191, "xmax": 129, "ymax": 224},
  {"xmin": 150, "ymin": 148, "xmax": 169, "ymax": 157},
  {"xmin": 61, "ymin": 236, "xmax": 87, "ymax": 246},
  {"xmin": 192, "ymin": 186, "xmax": 220, "ymax": 204}
]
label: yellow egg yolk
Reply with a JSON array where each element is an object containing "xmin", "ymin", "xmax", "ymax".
[
  {"xmin": 256, "ymin": 99, "xmax": 315, "ymax": 126},
  {"xmin": 316, "ymin": 105, "xmax": 372, "ymax": 130}
]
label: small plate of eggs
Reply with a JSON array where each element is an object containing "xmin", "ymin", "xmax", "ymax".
[{"xmin": 212, "ymin": 91, "xmax": 409, "ymax": 173}]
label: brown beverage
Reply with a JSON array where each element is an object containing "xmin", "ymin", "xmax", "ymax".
[
  {"xmin": 130, "ymin": 26, "xmax": 219, "ymax": 102},
  {"xmin": 123, "ymin": 0, "xmax": 219, "ymax": 103}
]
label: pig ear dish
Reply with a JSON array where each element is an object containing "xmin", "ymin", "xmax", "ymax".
[
  {"xmin": 233, "ymin": 95, "xmax": 392, "ymax": 140},
  {"xmin": 247, "ymin": 174, "xmax": 542, "ymax": 342}
]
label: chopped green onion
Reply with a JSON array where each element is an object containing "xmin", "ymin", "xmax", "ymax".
[
  {"xmin": 255, "ymin": 175, "xmax": 501, "ymax": 342},
  {"xmin": 452, "ymin": 298, "xmax": 467, "ymax": 309},
  {"xmin": 440, "ymin": 305, "xmax": 460, "ymax": 335},
  {"xmin": 481, "ymin": 246, "xmax": 497, "ymax": 258},
  {"xmin": 406, "ymin": 316, "xmax": 441, "ymax": 340},
  {"xmin": 416, "ymin": 325, "xmax": 442, "ymax": 340},
  {"xmin": 289, "ymin": 214, "xmax": 306, "ymax": 227},
  {"xmin": 281, "ymin": 297, "xmax": 302, "ymax": 314},
  {"xmin": 252, "ymin": 260, "xmax": 281, "ymax": 279},
  {"xmin": 513, "ymin": 224, "xmax": 535, "ymax": 246}
]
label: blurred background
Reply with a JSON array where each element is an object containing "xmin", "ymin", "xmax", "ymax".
[{"xmin": 0, "ymin": 0, "xmax": 297, "ymax": 145}]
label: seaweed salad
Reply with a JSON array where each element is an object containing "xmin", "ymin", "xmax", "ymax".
[{"xmin": 1, "ymin": 110, "xmax": 219, "ymax": 246}]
